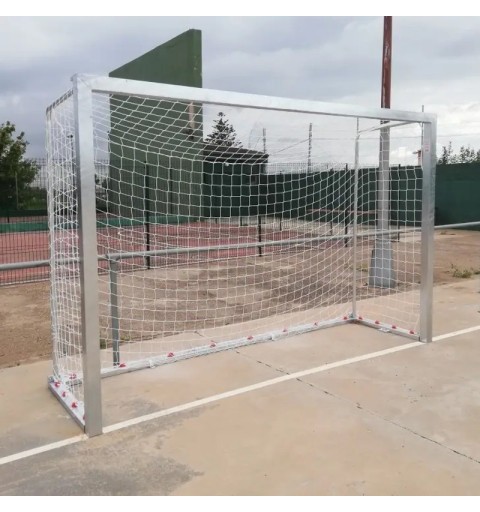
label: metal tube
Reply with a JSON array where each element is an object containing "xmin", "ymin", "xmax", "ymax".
[
  {"xmin": 369, "ymin": 117, "xmax": 395, "ymax": 289},
  {"xmin": 72, "ymin": 75, "xmax": 103, "ymax": 437},
  {"xmin": 378, "ymin": 127, "xmax": 391, "ymax": 234},
  {"xmin": 46, "ymin": 89, "xmax": 74, "ymax": 114},
  {"xmin": 3, "ymin": 217, "xmax": 478, "ymax": 275},
  {"xmin": 106, "ymin": 234, "xmax": 356, "ymax": 261},
  {"xmin": 108, "ymin": 258, "xmax": 120, "ymax": 366},
  {"xmin": 358, "ymin": 120, "xmax": 412, "ymax": 134},
  {"xmin": 168, "ymin": 167, "xmax": 173, "ymax": 215},
  {"xmin": 46, "ymin": 108, "xmax": 60, "ymax": 379},
  {"xmin": 434, "ymin": 221, "xmax": 480, "ymax": 230},
  {"xmin": 0, "ymin": 259, "xmax": 50, "ymax": 270},
  {"xmin": 369, "ymin": 15, "xmax": 395, "ymax": 289},
  {"xmin": 351, "ymin": 120, "xmax": 360, "ymax": 318},
  {"xmin": 257, "ymin": 215, "xmax": 262, "ymax": 257},
  {"xmin": 144, "ymin": 164, "xmax": 151, "ymax": 270},
  {"xmin": 420, "ymin": 121, "xmax": 437, "ymax": 343},
  {"xmin": 307, "ymin": 123, "xmax": 312, "ymax": 173},
  {"xmin": 381, "ymin": 16, "xmax": 392, "ymax": 111},
  {"xmin": 101, "ymin": 318, "xmax": 350, "ymax": 379},
  {"xmin": 82, "ymin": 74, "xmax": 436, "ymax": 124}
]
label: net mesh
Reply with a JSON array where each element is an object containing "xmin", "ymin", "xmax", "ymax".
[
  {"xmin": 47, "ymin": 92, "xmax": 84, "ymax": 406},
  {"xmin": 47, "ymin": 86, "xmax": 426, "ymax": 411}
]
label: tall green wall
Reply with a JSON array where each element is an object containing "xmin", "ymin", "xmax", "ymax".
[
  {"xmin": 107, "ymin": 29, "xmax": 203, "ymax": 219},
  {"xmin": 109, "ymin": 29, "xmax": 202, "ymax": 87},
  {"xmin": 435, "ymin": 164, "xmax": 480, "ymax": 226}
]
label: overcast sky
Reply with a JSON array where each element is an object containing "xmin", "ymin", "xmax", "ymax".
[{"xmin": 2, "ymin": 16, "xmax": 480, "ymax": 158}]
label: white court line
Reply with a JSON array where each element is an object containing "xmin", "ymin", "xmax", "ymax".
[
  {"xmin": 104, "ymin": 340, "xmax": 422, "ymax": 433},
  {"xmin": 432, "ymin": 324, "xmax": 480, "ymax": 341},
  {"xmin": 0, "ymin": 435, "xmax": 86, "ymax": 466},
  {"xmin": 1, "ymin": 324, "xmax": 479, "ymax": 467}
]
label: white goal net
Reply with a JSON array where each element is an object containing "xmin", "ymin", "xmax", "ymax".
[{"xmin": 46, "ymin": 76, "xmax": 435, "ymax": 431}]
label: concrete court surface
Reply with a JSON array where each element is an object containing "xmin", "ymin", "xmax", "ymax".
[{"xmin": 0, "ymin": 278, "xmax": 479, "ymax": 495}]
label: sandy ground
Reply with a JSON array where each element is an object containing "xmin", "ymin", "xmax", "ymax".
[{"xmin": 1, "ymin": 229, "xmax": 479, "ymax": 369}]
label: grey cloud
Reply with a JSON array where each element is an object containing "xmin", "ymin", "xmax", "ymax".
[{"xmin": 2, "ymin": 16, "xmax": 480, "ymax": 158}]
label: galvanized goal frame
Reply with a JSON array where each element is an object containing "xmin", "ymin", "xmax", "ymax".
[{"xmin": 46, "ymin": 75, "xmax": 436, "ymax": 436}]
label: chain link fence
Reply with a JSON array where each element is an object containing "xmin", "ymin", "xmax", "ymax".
[
  {"xmin": 1, "ymin": 158, "xmax": 480, "ymax": 286},
  {"xmin": 0, "ymin": 158, "xmax": 48, "ymax": 285},
  {"xmin": 0, "ymin": 159, "xmax": 110, "ymax": 285}
]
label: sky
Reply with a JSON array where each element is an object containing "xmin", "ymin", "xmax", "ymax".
[{"xmin": 2, "ymin": 16, "xmax": 480, "ymax": 161}]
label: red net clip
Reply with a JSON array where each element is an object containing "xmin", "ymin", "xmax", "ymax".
[
  {"xmin": 61, "ymin": 391, "xmax": 67, "ymax": 398},
  {"xmin": 54, "ymin": 381, "xmax": 61, "ymax": 388},
  {"xmin": 119, "ymin": 363, "xmax": 126, "ymax": 368},
  {"xmin": 343, "ymin": 316, "xmax": 348, "ymax": 321},
  {"xmin": 375, "ymin": 320, "xmax": 380, "ymax": 325},
  {"xmin": 69, "ymin": 373, "xmax": 77, "ymax": 380},
  {"xmin": 392, "ymin": 325, "xmax": 397, "ymax": 330},
  {"xmin": 247, "ymin": 336, "xmax": 254, "ymax": 341},
  {"xmin": 358, "ymin": 316, "xmax": 363, "ymax": 321},
  {"xmin": 282, "ymin": 328, "xmax": 288, "ymax": 333},
  {"xmin": 71, "ymin": 401, "xmax": 78, "ymax": 409},
  {"xmin": 409, "ymin": 330, "xmax": 415, "ymax": 335},
  {"xmin": 167, "ymin": 352, "xmax": 174, "ymax": 358},
  {"xmin": 210, "ymin": 342, "xmax": 216, "ymax": 348}
]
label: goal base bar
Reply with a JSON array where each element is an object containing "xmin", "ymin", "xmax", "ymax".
[
  {"xmin": 100, "ymin": 316, "xmax": 351, "ymax": 378},
  {"xmin": 48, "ymin": 314, "xmax": 421, "ymax": 430},
  {"xmin": 51, "ymin": 316, "xmax": 352, "ymax": 389},
  {"xmin": 353, "ymin": 317, "xmax": 421, "ymax": 341},
  {"xmin": 48, "ymin": 377, "xmax": 86, "ymax": 430}
]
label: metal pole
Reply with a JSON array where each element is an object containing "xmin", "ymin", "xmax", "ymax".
[
  {"xmin": 46, "ymin": 109, "xmax": 60, "ymax": 379},
  {"xmin": 68, "ymin": 134, "xmax": 75, "ymax": 189},
  {"xmin": 257, "ymin": 214, "xmax": 262, "ymax": 257},
  {"xmin": 168, "ymin": 167, "xmax": 173, "ymax": 215},
  {"xmin": 73, "ymin": 75, "xmax": 103, "ymax": 436},
  {"xmin": 4, "ymin": 215, "xmax": 479, "ymax": 275},
  {"xmin": 263, "ymin": 128, "xmax": 267, "ymax": 154},
  {"xmin": 144, "ymin": 164, "xmax": 151, "ymax": 269},
  {"xmin": 15, "ymin": 169, "xmax": 19, "ymax": 210},
  {"xmin": 412, "ymin": 106, "xmax": 425, "ymax": 166},
  {"xmin": 352, "ymin": 120, "xmax": 360, "ymax": 318},
  {"xmin": 307, "ymin": 123, "xmax": 313, "ymax": 173},
  {"xmin": 420, "ymin": 120, "xmax": 436, "ymax": 342},
  {"xmin": 109, "ymin": 258, "xmax": 120, "ymax": 366},
  {"xmin": 369, "ymin": 15, "xmax": 395, "ymax": 288},
  {"xmin": 381, "ymin": 17, "xmax": 392, "ymax": 111}
]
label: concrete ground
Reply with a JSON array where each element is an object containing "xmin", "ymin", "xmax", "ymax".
[{"xmin": 0, "ymin": 278, "xmax": 479, "ymax": 495}]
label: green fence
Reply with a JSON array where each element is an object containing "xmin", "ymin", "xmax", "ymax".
[
  {"xmin": 2, "ymin": 162, "xmax": 480, "ymax": 233},
  {"xmin": 203, "ymin": 166, "xmax": 421, "ymax": 227},
  {"xmin": 203, "ymin": 163, "xmax": 479, "ymax": 228},
  {"xmin": 435, "ymin": 163, "xmax": 480, "ymax": 227},
  {"xmin": 2, "ymin": 161, "xmax": 480, "ymax": 287}
]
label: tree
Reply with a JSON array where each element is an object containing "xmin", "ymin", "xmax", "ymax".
[
  {"xmin": 438, "ymin": 141, "xmax": 480, "ymax": 164},
  {"xmin": 205, "ymin": 112, "xmax": 243, "ymax": 148},
  {"xmin": 0, "ymin": 121, "xmax": 39, "ymax": 211},
  {"xmin": 438, "ymin": 142, "xmax": 454, "ymax": 165}
]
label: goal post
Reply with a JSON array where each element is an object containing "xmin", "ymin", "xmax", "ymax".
[{"xmin": 46, "ymin": 74, "xmax": 436, "ymax": 435}]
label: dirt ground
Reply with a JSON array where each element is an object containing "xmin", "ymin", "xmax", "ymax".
[{"xmin": 1, "ymin": 229, "xmax": 479, "ymax": 370}]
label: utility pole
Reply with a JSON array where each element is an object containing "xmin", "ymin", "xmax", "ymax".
[
  {"xmin": 413, "ymin": 105, "xmax": 424, "ymax": 165},
  {"xmin": 307, "ymin": 123, "xmax": 313, "ymax": 173},
  {"xmin": 381, "ymin": 16, "xmax": 392, "ymax": 111},
  {"xmin": 369, "ymin": 16, "xmax": 395, "ymax": 288}
]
